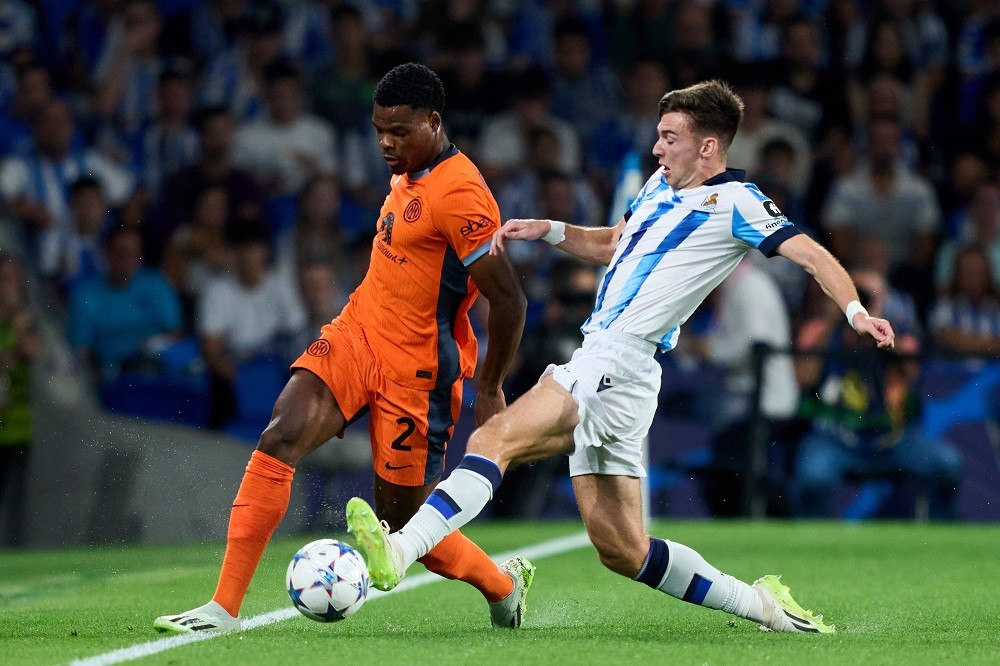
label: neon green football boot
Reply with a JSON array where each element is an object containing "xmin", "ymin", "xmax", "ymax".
[
  {"xmin": 346, "ymin": 497, "xmax": 404, "ymax": 591},
  {"xmin": 752, "ymin": 575, "xmax": 835, "ymax": 633}
]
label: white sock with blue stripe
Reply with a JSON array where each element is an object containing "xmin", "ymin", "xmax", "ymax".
[
  {"xmin": 392, "ymin": 454, "xmax": 503, "ymax": 568},
  {"xmin": 635, "ymin": 538, "xmax": 763, "ymax": 621}
]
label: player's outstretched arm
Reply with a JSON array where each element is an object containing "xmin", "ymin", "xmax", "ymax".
[
  {"xmin": 777, "ymin": 234, "xmax": 896, "ymax": 349},
  {"xmin": 490, "ymin": 217, "xmax": 625, "ymax": 266}
]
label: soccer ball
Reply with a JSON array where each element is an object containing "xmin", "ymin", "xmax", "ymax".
[{"xmin": 286, "ymin": 539, "xmax": 370, "ymax": 622}]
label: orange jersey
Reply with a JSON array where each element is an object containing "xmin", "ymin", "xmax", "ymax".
[{"xmin": 343, "ymin": 145, "xmax": 500, "ymax": 390}]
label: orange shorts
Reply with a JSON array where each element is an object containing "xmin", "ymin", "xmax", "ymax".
[{"xmin": 292, "ymin": 317, "xmax": 463, "ymax": 486}]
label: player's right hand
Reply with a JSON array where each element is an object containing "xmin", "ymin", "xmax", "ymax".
[
  {"xmin": 490, "ymin": 219, "xmax": 551, "ymax": 256},
  {"xmin": 854, "ymin": 315, "xmax": 895, "ymax": 349}
]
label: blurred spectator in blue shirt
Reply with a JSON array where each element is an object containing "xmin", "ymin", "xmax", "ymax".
[
  {"xmin": 200, "ymin": 2, "xmax": 285, "ymax": 123},
  {"xmin": 93, "ymin": 0, "xmax": 164, "ymax": 158},
  {"xmin": 68, "ymin": 226, "xmax": 183, "ymax": 383},
  {"xmin": 133, "ymin": 67, "xmax": 199, "ymax": 197},
  {"xmin": 0, "ymin": 62, "xmax": 52, "ymax": 159},
  {"xmin": 588, "ymin": 59, "xmax": 666, "ymax": 201},
  {"xmin": 309, "ymin": 4, "xmax": 374, "ymax": 135},
  {"xmin": 39, "ymin": 177, "xmax": 111, "ymax": 296},
  {"xmin": 0, "ymin": 99, "xmax": 137, "ymax": 234},
  {"xmin": 0, "ymin": 0, "xmax": 37, "ymax": 60},
  {"xmin": 549, "ymin": 17, "xmax": 620, "ymax": 144},
  {"xmin": 930, "ymin": 246, "xmax": 1000, "ymax": 357},
  {"xmin": 936, "ymin": 182, "xmax": 1000, "ymax": 291}
]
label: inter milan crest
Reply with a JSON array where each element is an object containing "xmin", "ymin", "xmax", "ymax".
[{"xmin": 380, "ymin": 212, "xmax": 395, "ymax": 245}]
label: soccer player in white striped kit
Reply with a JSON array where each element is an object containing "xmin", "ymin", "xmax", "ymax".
[{"xmin": 348, "ymin": 80, "xmax": 895, "ymax": 632}]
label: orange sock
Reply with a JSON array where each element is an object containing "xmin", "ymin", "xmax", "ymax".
[
  {"xmin": 418, "ymin": 530, "xmax": 514, "ymax": 602},
  {"xmin": 212, "ymin": 450, "xmax": 295, "ymax": 617}
]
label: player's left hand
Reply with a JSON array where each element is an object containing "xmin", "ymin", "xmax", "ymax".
[
  {"xmin": 854, "ymin": 315, "xmax": 895, "ymax": 349},
  {"xmin": 474, "ymin": 387, "xmax": 507, "ymax": 426},
  {"xmin": 490, "ymin": 219, "xmax": 550, "ymax": 256}
]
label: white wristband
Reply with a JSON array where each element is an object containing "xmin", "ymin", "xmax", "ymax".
[
  {"xmin": 845, "ymin": 300, "xmax": 868, "ymax": 329},
  {"xmin": 541, "ymin": 220, "xmax": 566, "ymax": 245}
]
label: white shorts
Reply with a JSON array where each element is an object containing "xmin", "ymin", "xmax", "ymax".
[{"xmin": 542, "ymin": 330, "xmax": 661, "ymax": 478}]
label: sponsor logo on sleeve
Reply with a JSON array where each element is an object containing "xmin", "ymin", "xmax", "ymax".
[
  {"xmin": 460, "ymin": 217, "xmax": 495, "ymax": 237},
  {"xmin": 306, "ymin": 339, "xmax": 331, "ymax": 357},
  {"xmin": 762, "ymin": 200, "xmax": 783, "ymax": 217}
]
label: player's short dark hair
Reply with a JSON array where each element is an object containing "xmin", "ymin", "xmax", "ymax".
[
  {"xmin": 373, "ymin": 63, "xmax": 445, "ymax": 113},
  {"xmin": 658, "ymin": 80, "xmax": 745, "ymax": 150}
]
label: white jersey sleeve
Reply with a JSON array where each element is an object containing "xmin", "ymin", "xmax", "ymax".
[{"xmin": 730, "ymin": 182, "xmax": 800, "ymax": 257}]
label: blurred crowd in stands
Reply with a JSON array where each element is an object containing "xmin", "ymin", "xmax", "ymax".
[{"xmin": 2, "ymin": 0, "xmax": 999, "ymax": 523}]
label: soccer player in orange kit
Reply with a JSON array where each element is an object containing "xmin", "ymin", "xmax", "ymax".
[{"xmin": 155, "ymin": 63, "xmax": 532, "ymax": 633}]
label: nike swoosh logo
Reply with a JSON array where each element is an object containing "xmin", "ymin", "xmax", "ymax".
[{"xmin": 384, "ymin": 462, "xmax": 414, "ymax": 470}]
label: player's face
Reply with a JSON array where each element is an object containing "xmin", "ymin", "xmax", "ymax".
[
  {"xmin": 372, "ymin": 104, "xmax": 442, "ymax": 175},
  {"xmin": 652, "ymin": 112, "xmax": 704, "ymax": 190}
]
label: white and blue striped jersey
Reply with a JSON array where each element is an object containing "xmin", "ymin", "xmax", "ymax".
[{"xmin": 581, "ymin": 168, "xmax": 801, "ymax": 351}]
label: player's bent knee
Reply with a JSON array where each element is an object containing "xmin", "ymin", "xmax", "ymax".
[{"xmin": 257, "ymin": 420, "xmax": 307, "ymax": 467}]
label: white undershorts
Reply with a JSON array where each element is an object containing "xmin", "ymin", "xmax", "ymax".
[{"xmin": 542, "ymin": 330, "xmax": 661, "ymax": 478}]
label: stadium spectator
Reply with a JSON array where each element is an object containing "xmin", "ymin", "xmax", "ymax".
[
  {"xmin": 499, "ymin": 128, "xmax": 602, "ymax": 231},
  {"xmin": 823, "ymin": 117, "xmax": 941, "ymax": 274},
  {"xmin": 197, "ymin": 223, "xmax": 305, "ymax": 428},
  {"xmin": 162, "ymin": 184, "xmax": 234, "ymax": 330},
  {"xmin": 768, "ymin": 17, "xmax": 851, "ymax": 142},
  {"xmin": 549, "ymin": 17, "xmax": 620, "ymax": 143},
  {"xmin": 476, "ymin": 67, "xmax": 581, "ymax": 186},
  {"xmin": 231, "ymin": 61, "xmax": 338, "ymax": 196},
  {"xmin": 0, "ymin": 0, "xmax": 36, "ymax": 62},
  {"xmin": 687, "ymin": 256, "xmax": 799, "ymax": 516},
  {"xmin": 607, "ymin": 0, "xmax": 677, "ymax": 72},
  {"xmin": 67, "ymin": 226, "xmax": 182, "ymax": 384},
  {"xmin": 930, "ymin": 246, "xmax": 1000, "ymax": 356},
  {"xmin": 309, "ymin": 4, "xmax": 375, "ymax": 135},
  {"xmin": 729, "ymin": 0, "xmax": 799, "ymax": 64},
  {"xmin": 279, "ymin": 0, "xmax": 332, "ymax": 69},
  {"xmin": 588, "ymin": 59, "xmax": 667, "ymax": 196},
  {"xmin": 274, "ymin": 174, "xmax": 347, "ymax": 285},
  {"xmin": 133, "ymin": 68, "xmax": 199, "ymax": 197},
  {"xmin": 298, "ymin": 261, "xmax": 348, "ymax": 342},
  {"xmin": 199, "ymin": 1, "xmax": 285, "ymax": 123},
  {"xmin": 794, "ymin": 272, "xmax": 960, "ymax": 519},
  {"xmin": 935, "ymin": 182, "xmax": 1000, "ymax": 291},
  {"xmin": 0, "ymin": 61, "xmax": 52, "ymax": 158},
  {"xmin": 93, "ymin": 0, "xmax": 164, "ymax": 151},
  {"xmin": 188, "ymin": 0, "xmax": 248, "ymax": 65},
  {"xmin": 668, "ymin": 3, "xmax": 723, "ymax": 90},
  {"xmin": 0, "ymin": 251, "xmax": 41, "ymax": 547},
  {"xmin": 0, "ymin": 99, "xmax": 137, "ymax": 234},
  {"xmin": 38, "ymin": 177, "xmax": 110, "ymax": 296},
  {"xmin": 727, "ymin": 77, "xmax": 811, "ymax": 197},
  {"xmin": 436, "ymin": 29, "xmax": 505, "ymax": 152},
  {"xmin": 155, "ymin": 106, "xmax": 263, "ymax": 263},
  {"xmin": 847, "ymin": 20, "xmax": 930, "ymax": 141}
]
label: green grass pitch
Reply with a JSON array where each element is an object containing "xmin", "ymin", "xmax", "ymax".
[{"xmin": 2, "ymin": 521, "xmax": 999, "ymax": 665}]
